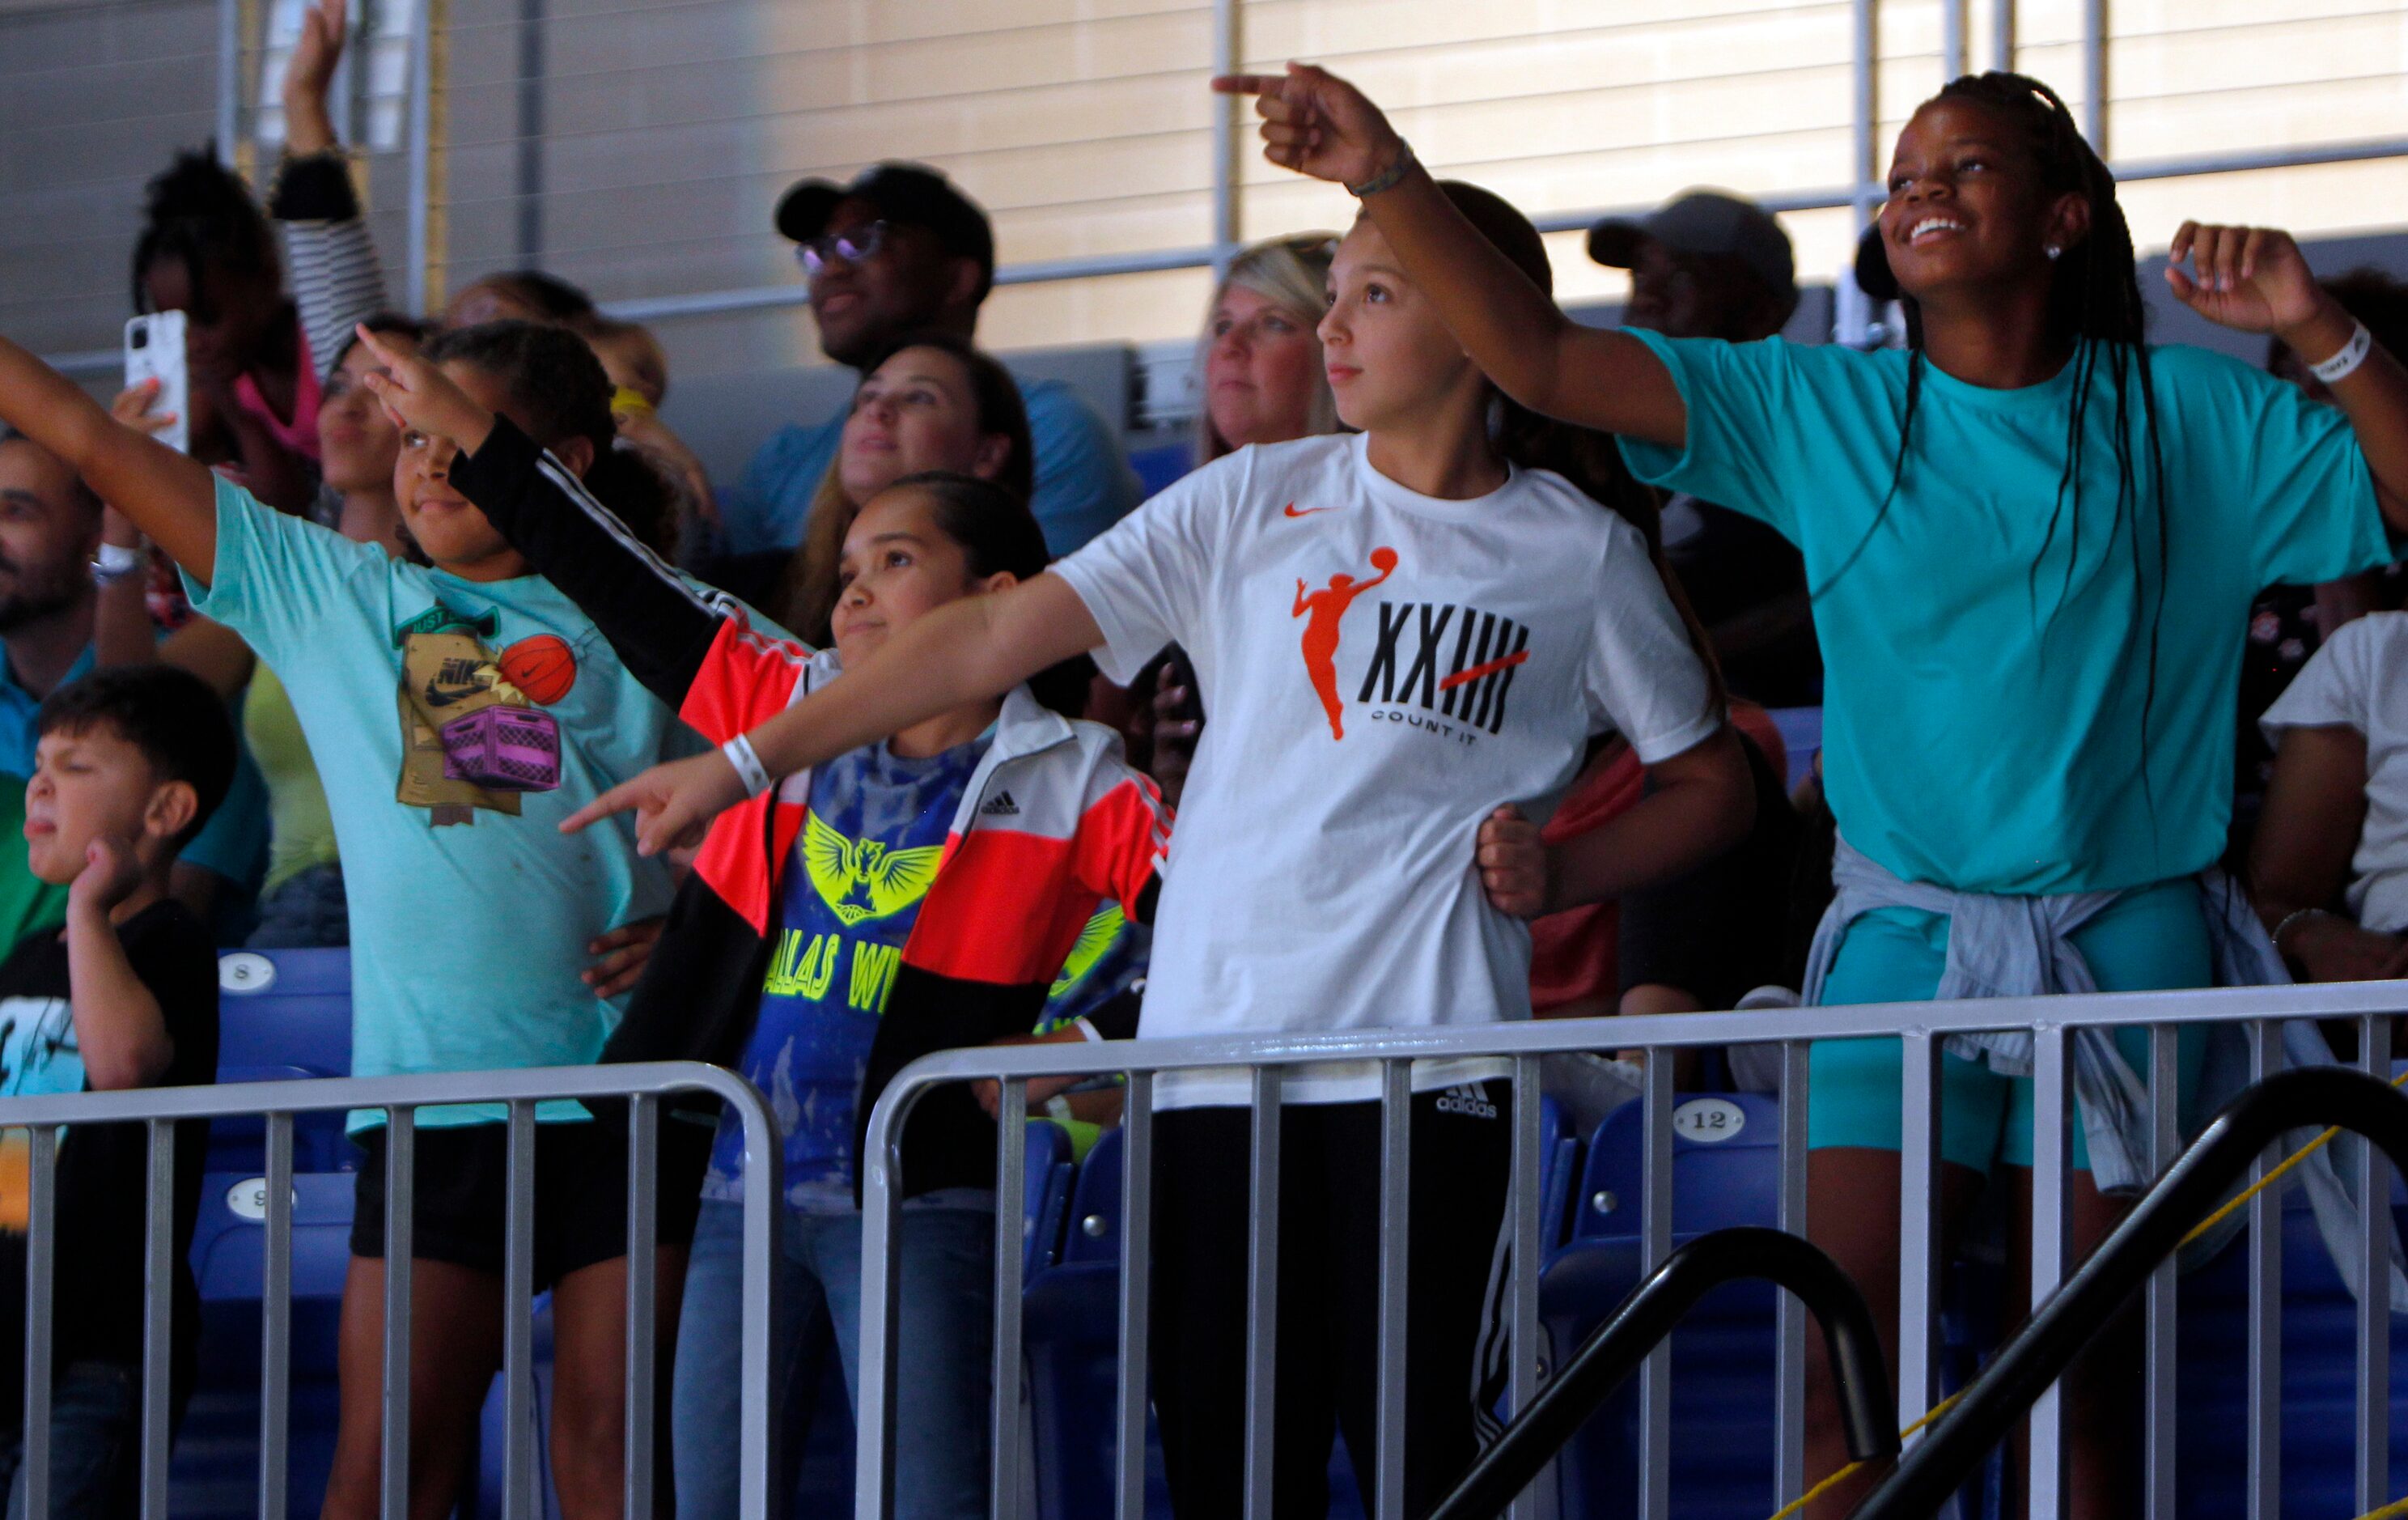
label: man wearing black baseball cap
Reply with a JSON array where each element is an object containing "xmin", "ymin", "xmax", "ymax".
[
  {"xmin": 716, "ymin": 161, "xmax": 1139, "ymax": 558},
  {"xmin": 1588, "ymin": 189, "xmax": 1820, "ymax": 707}
]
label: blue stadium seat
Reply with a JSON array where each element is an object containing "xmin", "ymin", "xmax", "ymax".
[
  {"xmin": 170, "ymin": 1171, "xmax": 356, "ymax": 1518},
  {"xmin": 1026, "ymin": 1120, "xmax": 1076, "ymax": 1278},
  {"xmin": 2172, "ymin": 1187, "xmax": 2408, "ymax": 1518},
  {"xmin": 1540, "ymin": 1095, "xmax": 1581, "ymax": 1253},
  {"xmin": 210, "ymin": 949, "xmax": 355, "ymax": 1177},
  {"xmin": 1570, "ymin": 1093, "xmax": 1782, "ymax": 1242},
  {"xmin": 1542, "ymin": 1094, "xmax": 1783, "ymax": 1518},
  {"xmin": 1128, "ymin": 443, "xmax": 1193, "ymax": 500},
  {"xmin": 1764, "ymin": 707, "xmax": 1822, "ymax": 791}
]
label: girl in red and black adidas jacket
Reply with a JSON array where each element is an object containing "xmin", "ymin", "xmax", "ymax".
[{"xmin": 413, "ymin": 389, "xmax": 1164, "ymax": 1195}]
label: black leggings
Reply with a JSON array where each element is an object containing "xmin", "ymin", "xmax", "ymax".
[{"xmin": 1150, "ymin": 1086, "xmax": 1513, "ymax": 1519}]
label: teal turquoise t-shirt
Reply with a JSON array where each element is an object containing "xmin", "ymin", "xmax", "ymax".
[
  {"xmin": 185, "ymin": 478, "xmax": 684, "ymax": 1126},
  {"xmin": 1621, "ymin": 331, "xmax": 2390, "ymax": 894}
]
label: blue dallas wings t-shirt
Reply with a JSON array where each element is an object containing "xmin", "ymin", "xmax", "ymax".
[{"xmin": 705, "ymin": 734, "xmax": 990, "ymax": 1212}]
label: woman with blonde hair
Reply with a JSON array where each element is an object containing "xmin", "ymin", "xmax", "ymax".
[{"xmin": 1194, "ymin": 231, "xmax": 1342, "ymax": 463}]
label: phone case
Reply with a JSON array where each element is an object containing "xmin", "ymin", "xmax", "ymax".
[{"xmin": 123, "ymin": 311, "xmax": 190, "ymax": 456}]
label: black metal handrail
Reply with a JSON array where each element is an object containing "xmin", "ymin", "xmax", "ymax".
[
  {"xmin": 1426, "ymin": 1226, "xmax": 1898, "ymax": 1520},
  {"xmin": 1855, "ymin": 1064, "xmax": 2408, "ymax": 1520}
]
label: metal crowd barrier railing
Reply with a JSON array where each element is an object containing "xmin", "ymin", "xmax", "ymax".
[
  {"xmin": 0, "ymin": 1059, "xmax": 781, "ymax": 1520},
  {"xmin": 858, "ymin": 981, "xmax": 2408, "ymax": 1520}
]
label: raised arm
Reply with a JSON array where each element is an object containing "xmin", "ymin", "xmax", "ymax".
[
  {"xmin": 1213, "ymin": 65, "xmax": 1687, "ymax": 447},
  {"xmin": 2169, "ymin": 223, "xmax": 2408, "ymax": 535},
  {"xmin": 276, "ymin": 0, "xmax": 392, "ymax": 383},
  {"xmin": 563, "ymin": 573, "xmax": 1104, "ymax": 854},
  {"xmin": 0, "ymin": 336, "xmax": 218, "ymax": 580}
]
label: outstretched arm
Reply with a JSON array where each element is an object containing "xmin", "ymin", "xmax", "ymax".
[
  {"xmin": 1214, "ymin": 65, "xmax": 1687, "ymax": 447},
  {"xmin": 2169, "ymin": 223, "xmax": 2408, "ymax": 533},
  {"xmin": 0, "ymin": 336, "xmax": 218, "ymax": 580},
  {"xmin": 564, "ymin": 573, "xmax": 1106, "ymax": 854}
]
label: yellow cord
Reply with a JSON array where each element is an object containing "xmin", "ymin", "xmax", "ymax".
[{"xmin": 1765, "ymin": 1066, "xmax": 2408, "ymax": 1519}]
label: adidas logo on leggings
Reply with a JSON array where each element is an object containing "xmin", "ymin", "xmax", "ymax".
[{"xmin": 1435, "ymin": 1084, "xmax": 1498, "ymax": 1120}]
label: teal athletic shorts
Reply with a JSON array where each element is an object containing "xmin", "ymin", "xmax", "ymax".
[{"xmin": 1805, "ymin": 879, "xmax": 2210, "ymax": 1174}]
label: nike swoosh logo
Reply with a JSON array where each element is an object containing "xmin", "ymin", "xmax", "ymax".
[
  {"xmin": 1437, "ymin": 648, "xmax": 1531, "ymax": 691},
  {"xmin": 422, "ymin": 679, "xmax": 490, "ymax": 709},
  {"xmin": 1282, "ymin": 502, "xmax": 1333, "ymax": 518}
]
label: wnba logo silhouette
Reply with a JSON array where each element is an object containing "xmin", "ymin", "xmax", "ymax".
[{"xmin": 1292, "ymin": 547, "xmax": 1398, "ymax": 740}]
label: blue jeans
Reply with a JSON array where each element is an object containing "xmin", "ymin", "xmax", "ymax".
[
  {"xmin": 672, "ymin": 1198, "xmax": 995, "ymax": 1519},
  {"xmin": 0, "ymin": 1363, "xmax": 139, "ymax": 1520}
]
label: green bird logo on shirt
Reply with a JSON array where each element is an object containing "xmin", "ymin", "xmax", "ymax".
[{"xmin": 800, "ymin": 813, "xmax": 945, "ymax": 926}]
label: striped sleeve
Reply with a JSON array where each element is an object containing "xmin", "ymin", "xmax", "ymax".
[
  {"xmin": 271, "ymin": 152, "xmax": 388, "ymax": 383},
  {"xmin": 451, "ymin": 417, "xmax": 765, "ymax": 720},
  {"xmin": 1069, "ymin": 754, "xmax": 1169, "ymax": 925}
]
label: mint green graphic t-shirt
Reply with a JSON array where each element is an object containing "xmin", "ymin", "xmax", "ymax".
[{"xmin": 187, "ymin": 478, "xmax": 685, "ymax": 1127}]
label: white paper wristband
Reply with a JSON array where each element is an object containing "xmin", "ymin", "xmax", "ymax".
[
  {"xmin": 2310, "ymin": 320, "xmax": 2374, "ymax": 385},
  {"xmin": 721, "ymin": 733, "xmax": 774, "ymax": 798}
]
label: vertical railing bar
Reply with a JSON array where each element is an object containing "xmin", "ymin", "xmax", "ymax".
[
  {"xmin": 1507, "ymin": 1055, "xmax": 1545, "ymax": 1520},
  {"xmin": 2029, "ymin": 1025, "xmax": 2070, "ymax": 1520},
  {"xmin": 381, "ymin": 1107, "xmax": 415, "ymax": 1520},
  {"xmin": 141, "ymin": 1118, "xmax": 174, "ymax": 1520},
  {"xmin": 1243, "ymin": 1066, "xmax": 1282, "ymax": 1520},
  {"xmin": 1940, "ymin": 0, "xmax": 1965, "ymax": 78},
  {"xmin": 1851, "ymin": 0, "xmax": 1878, "ymax": 232},
  {"xmin": 1897, "ymin": 1031, "xmax": 1941, "ymax": 1442},
  {"xmin": 1993, "ymin": 0, "xmax": 2017, "ymax": 70},
  {"xmin": 2247, "ymin": 1020, "xmax": 2282, "ymax": 1520},
  {"xmin": 2080, "ymin": 0, "xmax": 2108, "ymax": 154},
  {"xmin": 215, "ymin": 0, "xmax": 242, "ymax": 165},
  {"xmin": 991, "ymin": 1081, "xmax": 1028, "ymax": 1520},
  {"xmin": 404, "ymin": 0, "xmax": 435, "ymax": 311},
  {"xmin": 744, "ymin": 1090, "xmax": 782, "ymax": 1520},
  {"xmin": 261, "ymin": 1113, "xmax": 294, "ymax": 1520},
  {"xmin": 2356, "ymin": 1012, "xmax": 2393, "ymax": 1511},
  {"xmin": 21, "ymin": 1126, "xmax": 54, "ymax": 1520},
  {"xmin": 503, "ymin": 1101, "xmax": 536, "ymax": 1520},
  {"xmin": 857, "ymin": 1089, "xmax": 905, "ymax": 1520},
  {"xmin": 625, "ymin": 1095, "xmax": 659, "ymax": 1520},
  {"xmin": 1113, "ymin": 1072, "xmax": 1155, "ymax": 1520},
  {"xmin": 2143, "ymin": 1025, "xmax": 2178, "ymax": 1520},
  {"xmin": 1775, "ymin": 1038, "xmax": 1810, "ymax": 1507},
  {"xmin": 1373, "ymin": 1060, "xmax": 1412, "ymax": 1520},
  {"xmin": 1637, "ymin": 1051, "xmax": 1673, "ymax": 1520},
  {"xmin": 1209, "ymin": 0, "xmax": 1239, "ymax": 265}
]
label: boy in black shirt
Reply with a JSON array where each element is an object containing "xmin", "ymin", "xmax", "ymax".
[{"xmin": 0, "ymin": 667, "xmax": 231, "ymax": 1517}]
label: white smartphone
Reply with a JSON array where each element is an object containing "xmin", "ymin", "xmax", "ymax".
[{"xmin": 123, "ymin": 311, "xmax": 189, "ymax": 455}]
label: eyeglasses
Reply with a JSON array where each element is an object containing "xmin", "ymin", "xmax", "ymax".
[{"xmin": 795, "ymin": 221, "xmax": 889, "ymax": 278}]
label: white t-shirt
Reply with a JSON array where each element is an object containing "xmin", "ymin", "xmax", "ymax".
[
  {"xmin": 2262, "ymin": 610, "xmax": 2408, "ymax": 932},
  {"xmin": 1053, "ymin": 434, "xmax": 1720, "ymax": 1106}
]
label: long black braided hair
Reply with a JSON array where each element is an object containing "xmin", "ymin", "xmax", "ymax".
[{"xmin": 1852, "ymin": 70, "xmax": 2171, "ymax": 838}]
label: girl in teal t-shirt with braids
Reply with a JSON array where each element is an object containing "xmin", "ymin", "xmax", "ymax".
[{"xmin": 1219, "ymin": 62, "xmax": 2408, "ymax": 1516}]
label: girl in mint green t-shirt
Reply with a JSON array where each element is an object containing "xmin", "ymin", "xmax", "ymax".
[{"xmin": 1222, "ymin": 62, "xmax": 2408, "ymax": 1514}]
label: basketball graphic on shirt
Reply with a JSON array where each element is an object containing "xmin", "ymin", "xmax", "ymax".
[
  {"xmin": 1292, "ymin": 547, "xmax": 1399, "ymax": 741},
  {"xmin": 498, "ymin": 635, "xmax": 578, "ymax": 705}
]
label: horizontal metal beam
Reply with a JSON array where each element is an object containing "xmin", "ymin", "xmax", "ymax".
[
  {"xmin": 36, "ymin": 133, "xmax": 2408, "ymax": 374},
  {"xmin": 0, "ymin": 1059, "xmax": 766, "ymax": 1127},
  {"xmin": 874, "ymin": 974, "xmax": 2408, "ymax": 1098}
]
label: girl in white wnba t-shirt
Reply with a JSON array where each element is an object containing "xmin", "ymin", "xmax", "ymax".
[{"xmin": 571, "ymin": 183, "xmax": 1753, "ymax": 1516}]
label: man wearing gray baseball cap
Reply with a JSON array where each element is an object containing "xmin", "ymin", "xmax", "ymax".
[{"xmin": 1589, "ymin": 189, "xmax": 1820, "ymax": 706}]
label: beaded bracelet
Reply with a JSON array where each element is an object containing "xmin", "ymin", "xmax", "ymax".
[{"xmin": 1346, "ymin": 138, "xmax": 1417, "ymax": 198}]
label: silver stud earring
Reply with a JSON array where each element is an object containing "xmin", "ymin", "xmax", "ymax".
[{"xmin": 2045, "ymin": 244, "xmax": 2062, "ymax": 261}]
